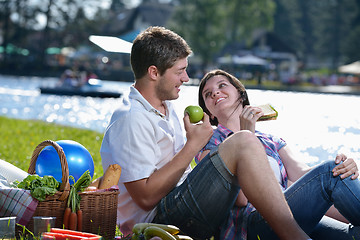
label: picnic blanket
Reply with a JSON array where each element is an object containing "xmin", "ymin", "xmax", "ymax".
[{"xmin": 0, "ymin": 176, "xmax": 38, "ymax": 226}]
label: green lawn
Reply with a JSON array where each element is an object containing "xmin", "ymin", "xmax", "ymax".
[{"xmin": 0, "ymin": 116, "xmax": 105, "ymax": 179}]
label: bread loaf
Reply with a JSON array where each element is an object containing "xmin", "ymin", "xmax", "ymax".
[{"xmin": 98, "ymin": 164, "xmax": 122, "ymax": 189}]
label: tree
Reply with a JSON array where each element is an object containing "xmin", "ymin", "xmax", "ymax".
[
  {"xmin": 167, "ymin": 0, "xmax": 226, "ymax": 68},
  {"xmin": 0, "ymin": 0, "xmax": 11, "ymax": 65},
  {"xmin": 168, "ymin": 0, "xmax": 275, "ymax": 68},
  {"xmin": 273, "ymin": 0, "xmax": 304, "ymax": 59},
  {"xmin": 311, "ymin": 0, "xmax": 358, "ymax": 69},
  {"xmin": 273, "ymin": 0, "xmax": 360, "ymax": 70},
  {"xmin": 109, "ymin": 0, "xmax": 125, "ymax": 13},
  {"xmin": 225, "ymin": 0, "xmax": 275, "ymax": 44},
  {"xmin": 342, "ymin": 0, "xmax": 360, "ymax": 63}
]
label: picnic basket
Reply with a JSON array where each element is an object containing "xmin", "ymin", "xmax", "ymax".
[{"xmin": 23, "ymin": 140, "xmax": 119, "ymax": 239}]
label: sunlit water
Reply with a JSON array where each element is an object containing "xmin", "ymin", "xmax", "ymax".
[{"xmin": 1, "ymin": 75, "xmax": 360, "ymax": 166}]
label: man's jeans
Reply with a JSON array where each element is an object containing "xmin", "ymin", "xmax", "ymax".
[{"xmin": 153, "ymin": 148, "xmax": 240, "ymax": 239}]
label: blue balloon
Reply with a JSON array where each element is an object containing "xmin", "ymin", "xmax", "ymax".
[{"xmin": 35, "ymin": 140, "xmax": 94, "ymax": 184}]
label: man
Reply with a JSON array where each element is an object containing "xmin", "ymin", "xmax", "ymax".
[{"xmin": 100, "ymin": 26, "xmax": 310, "ymax": 240}]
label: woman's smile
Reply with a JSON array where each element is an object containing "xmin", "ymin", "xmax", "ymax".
[{"xmin": 215, "ymin": 97, "xmax": 226, "ymax": 105}]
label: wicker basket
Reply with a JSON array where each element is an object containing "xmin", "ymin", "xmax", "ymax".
[{"xmin": 23, "ymin": 140, "xmax": 118, "ymax": 239}]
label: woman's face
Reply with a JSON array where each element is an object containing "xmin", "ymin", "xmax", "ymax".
[{"xmin": 201, "ymin": 75, "xmax": 241, "ymax": 120}]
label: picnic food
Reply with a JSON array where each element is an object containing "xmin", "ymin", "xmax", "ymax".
[
  {"xmin": 257, "ymin": 104, "xmax": 278, "ymax": 121},
  {"xmin": 69, "ymin": 211, "xmax": 77, "ymax": 230},
  {"xmin": 131, "ymin": 223, "xmax": 193, "ymax": 240},
  {"xmin": 63, "ymin": 207, "xmax": 71, "ymax": 229},
  {"xmin": 89, "ymin": 177, "xmax": 101, "ymax": 188},
  {"xmin": 42, "ymin": 228, "xmax": 101, "ymax": 240},
  {"xmin": 15, "ymin": 174, "xmax": 60, "ymax": 201},
  {"xmin": 184, "ymin": 105, "xmax": 204, "ymax": 123},
  {"xmin": 26, "ymin": 140, "xmax": 118, "ymax": 239},
  {"xmin": 143, "ymin": 226, "xmax": 177, "ymax": 240},
  {"xmin": 98, "ymin": 164, "xmax": 122, "ymax": 189},
  {"xmin": 132, "ymin": 223, "xmax": 180, "ymax": 235},
  {"xmin": 63, "ymin": 170, "xmax": 91, "ymax": 231},
  {"xmin": 76, "ymin": 209, "xmax": 83, "ymax": 231}
]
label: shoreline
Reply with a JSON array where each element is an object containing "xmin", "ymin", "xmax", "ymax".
[
  {"xmin": 245, "ymin": 84, "xmax": 360, "ymax": 96},
  {"xmin": 2, "ymin": 73, "xmax": 360, "ymax": 96},
  {"xmin": 185, "ymin": 77, "xmax": 360, "ymax": 96}
]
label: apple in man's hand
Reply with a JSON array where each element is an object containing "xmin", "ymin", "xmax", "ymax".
[{"xmin": 184, "ymin": 105, "xmax": 204, "ymax": 123}]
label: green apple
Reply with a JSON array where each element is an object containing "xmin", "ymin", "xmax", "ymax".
[{"xmin": 184, "ymin": 105, "xmax": 204, "ymax": 123}]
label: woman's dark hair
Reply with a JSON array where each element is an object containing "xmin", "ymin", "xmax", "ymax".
[{"xmin": 198, "ymin": 69, "xmax": 250, "ymax": 126}]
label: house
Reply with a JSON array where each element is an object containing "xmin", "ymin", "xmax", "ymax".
[
  {"xmin": 104, "ymin": 2, "xmax": 174, "ymax": 41},
  {"xmin": 216, "ymin": 30, "xmax": 299, "ymax": 83},
  {"xmin": 251, "ymin": 31, "xmax": 299, "ymax": 83}
]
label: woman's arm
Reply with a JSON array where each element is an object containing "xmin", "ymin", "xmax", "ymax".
[{"xmin": 278, "ymin": 145, "xmax": 311, "ymax": 182}]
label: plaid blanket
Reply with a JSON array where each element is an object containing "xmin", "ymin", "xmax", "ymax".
[
  {"xmin": 0, "ymin": 178, "xmax": 38, "ymax": 226},
  {"xmin": 0, "ymin": 187, "xmax": 38, "ymax": 226}
]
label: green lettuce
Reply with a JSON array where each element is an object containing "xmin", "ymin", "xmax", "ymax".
[{"xmin": 15, "ymin": 174, "xmax": 60, "ymax": 201}]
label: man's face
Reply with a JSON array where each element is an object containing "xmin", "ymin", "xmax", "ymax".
[{"xmin": 155, "ymin": 58, "xmax": 189, "ymax": 101}]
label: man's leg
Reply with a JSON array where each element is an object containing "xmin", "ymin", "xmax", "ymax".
[{"xmin": 218, "ymin": 130, "xmax": 309, "ymax": 240}]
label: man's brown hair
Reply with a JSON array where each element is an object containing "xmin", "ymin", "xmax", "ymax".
[{"xmin": 131, "ymin": 26, "xmax": 192, "ymax": 80}]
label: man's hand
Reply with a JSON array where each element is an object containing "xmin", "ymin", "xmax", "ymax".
[
  {"xmin": 183, "ymin": 112, "xmax": 213, "ymax": 153},
  {"xmin": 332, "ymin": 153, "xmax": 359, "ymax": 179}
]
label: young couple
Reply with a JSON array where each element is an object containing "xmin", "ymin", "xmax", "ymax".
[{"xmin": 100, "ymin": 26, "xmax": 360, "ymax": 240}]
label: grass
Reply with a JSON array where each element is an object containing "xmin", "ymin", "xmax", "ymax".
[
  {"xmin": 0, "ymin": 116, "xmax": 104, "ymax": 178},
  {"xmin": 0, "ymin": 116, "xmax": 126, "ymax": 238}
]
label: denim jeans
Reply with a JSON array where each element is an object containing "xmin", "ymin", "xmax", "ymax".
[
  {"xmin": 247, "ymin": 160, "xmax": 360, "ymax": 240},
  {"xmin": 153, "ymin": 148, "xmax": 240, "ymax": 239},
  {"xmin": 154, "ymin": 149, "xmax": 360, "ymax": 240}
]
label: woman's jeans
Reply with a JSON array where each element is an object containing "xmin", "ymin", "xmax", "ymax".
[{"xmin": 247, "ymin": 160, "xmax": 360, "ymax": 240}]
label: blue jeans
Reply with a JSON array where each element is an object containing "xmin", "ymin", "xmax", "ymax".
[
  {"xmin": 247, "ymin": 161, "xmax": 360, "ymax": 240},
  {"xmin": 154, "ymin": 148, "xmax": 360, "ymax": 239}
]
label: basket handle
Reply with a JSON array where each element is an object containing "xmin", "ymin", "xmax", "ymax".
[{"xmin": 28, "ymin": 140, "xmax": 70, "ymax": 201}]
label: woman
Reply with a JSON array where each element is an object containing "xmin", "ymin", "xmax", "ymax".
[{"xmin": 196, "ymin": 69, "xmax": 360, "ymax": 240}]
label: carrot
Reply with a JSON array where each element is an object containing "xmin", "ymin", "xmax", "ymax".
[
  {"xmin": 77, "ymin": 209, "xmax": 82, "ymax": 231},
  {"xmin": 63, "ymin": 207, "xmax": 72, "ymax": 229},
  {"xmin": 68, "ymin": 211, "xmax": 77, "ymax": 230}
]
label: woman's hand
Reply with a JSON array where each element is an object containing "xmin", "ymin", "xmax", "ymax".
[
  {"xmin": 240, "ymin": 106, "xmax": 263, "ymax": 132},
  {"xmin": 332, "ymin": 153, "xmax": 359, "ymax": 179}
]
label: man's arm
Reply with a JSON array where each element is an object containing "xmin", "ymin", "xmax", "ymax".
[{"xmin": 125, "ymin": 114, "xmax": 213, "ymax": 211}]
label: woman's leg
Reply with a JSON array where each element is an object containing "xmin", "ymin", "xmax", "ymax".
[
  {"xmin": 247, "ymin": 160, "xmax": 360, "ymax": 240},
  {"xmin": 310, "ymin": 216, "xmax": 355, "ymax": 240},
  {"xmin": 219, "ymin": 131, "xmax": 308, "ymax": 240},
  {"xmin": 154, "ymin": 131, "xmax": 309, "ymax": 240},
  {"xmin": 247, "ymin": 215, "xmax": 357, "ymax": 240},
  {"xmin": 285, "ymin": 161, "xmax": 360, "ymax": 230}
]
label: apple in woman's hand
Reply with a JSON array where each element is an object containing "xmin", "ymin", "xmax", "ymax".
[{"xmin": 184, "ymin": 105, "xmax": 204, "ymax": 123}]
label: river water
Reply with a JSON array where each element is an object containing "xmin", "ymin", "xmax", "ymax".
[{"xmin": 1, "ymin": 75, "xmax": 360, "ymax": 166}]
